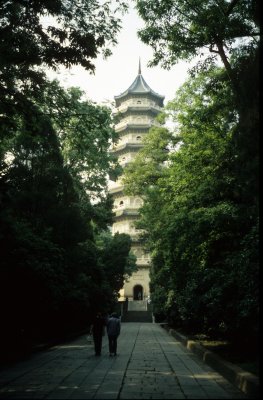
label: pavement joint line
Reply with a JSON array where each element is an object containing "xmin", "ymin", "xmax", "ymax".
[
  {"xmin": 0, "ymin": 324, "xmax": 252, "ymax": 399},
  {"xmin": 27, "ymin": 338, "xmax": 105, "ymax": 398},
  {"xmin": 117, "ymin": 324, "xmax": 142, "ymax": 399},
  {"xmin": 150, "ymin": 325, "xmax": 188, "ymax": 397},
  {"xmin": 154, "ymin": 324, "xmax": 196, "ymax": 398},
  {"xmin": 46, "ymin": 357, "xmax": 97, "ymax": 398},
  {"xmin": 0, "ymin": 347, "xmax": 72, "ymax": 389}
]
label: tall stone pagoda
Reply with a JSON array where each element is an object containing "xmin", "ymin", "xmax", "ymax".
[{"xmin": 109, "ymin": 61, "xmax": 164, "ymax": 308}]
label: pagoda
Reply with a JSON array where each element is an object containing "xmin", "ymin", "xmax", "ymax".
[{"xmin": 109, "ymin": 61, "xmax": 164, "ymax": 310}]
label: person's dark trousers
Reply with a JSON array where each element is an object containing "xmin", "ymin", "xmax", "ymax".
[
  {"xmin": 108, "ymin": 335, "xmax": 118, "ymax": 355},
  {"xmin": 93, "ymin": 334, "xmax": 102, "ymax": 355}
]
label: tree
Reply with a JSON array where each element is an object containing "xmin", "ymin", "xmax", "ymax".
[
  {"xmin": 0, "ymin": 113, "xmax": 89, "ymax": 352},
  {"xmin": 38, "ymin": 81, "xmax": 119, "ymax": 201},
  {"xmin": 132, "ymin": 0, "xmax": 259, "ymax": 341},
  {"xmin": 0, "ymin": 0, "xmax": 131, "ymax": 358},
  {"xmin": 97, "ymin": 231, "xmax": 137, "ymax": 303},
  {"xmin": 123, "ymin": 125, "xmax": 173, "ymax": 196},
  {"xmin": 124, "ymin": 66, "xmax": 259, "ymax": 340},
  {"xmin": 0, "ymin": 86, "xmax": 129, "ymax": 359},
  {"xmin": 0, "ymin": 0, "xmax": 127, "ymax": 143},
  {"xmin": 136, "ymin": 0, "xmax": 259, "ymax": 89}
]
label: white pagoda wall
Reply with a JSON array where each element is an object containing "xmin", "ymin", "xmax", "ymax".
[
  {"xmin": 110, "ymin": 89, "xmax": 163, "ymax": 302},
  {"xmin": 118, "ymin": 97, "xmax": 162, "ymax": 111}
]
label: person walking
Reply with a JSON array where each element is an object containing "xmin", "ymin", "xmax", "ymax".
[
  {"xmin": 106, "ymin": 312, "xmax": 121, "ymax": 357},
  {"xmin": 90, "ymin": 312, "xmax": 105, "ymax": 356}
]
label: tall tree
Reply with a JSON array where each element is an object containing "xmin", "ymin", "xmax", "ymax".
[
  {"xmin": 0, "ymin": 1, "xmax": 132, "ymax": 360},
  {"xmin": 133, "ymin": 0, "xmax": 259, "ymax": 339},
  {"xmin": 96, "ymin": 231, "xmax": 137, "ymax": 304},
  {"xmin": 0, "ymin": 81, "xmax": 130, "ymax": 360},
  {"xmin": 38, "ymin": 81, "xmax": 119, "ymax": 201},
  {"xmin": 136, "ymin": 0, "xmax": 259, "ymax": 89},
  {"xmin": 123, "ymin": 125, "xmax": 173, "ymax": 196},
  {"xmin": 124, "ymin": 66, "xmax": 259, "ymax": 340},
  {"xmin": 0, "ymin": 0, "xmax": 127, "ymax": 143}
]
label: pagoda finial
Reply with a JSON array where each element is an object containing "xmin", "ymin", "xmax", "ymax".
[{"xmin": 138, "ymin": 57, "xmax": 141, "ymax": 75}]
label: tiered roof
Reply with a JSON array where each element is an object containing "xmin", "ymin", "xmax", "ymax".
[{"xmin": 114, "ymin": 61, "xmax": 164, "ymax": 106}]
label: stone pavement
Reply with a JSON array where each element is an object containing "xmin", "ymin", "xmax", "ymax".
[{"xmin": 0, "ymin": 323, "xmax": 249, "ymax": 399}]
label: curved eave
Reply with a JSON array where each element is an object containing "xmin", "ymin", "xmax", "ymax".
[
  {"xmin": 113, "ymin": 215, "xmax": 139, "ymax": 222},
  {"xmin": 109, "ymin": 186, "xmax": 124, "ymax": 196},
  {"xmin": 110, "ymin": 231, "xmax": 143, "ymax": 244},
  {"xmin": 109, "ymin": 192, "xmax": 124, "ymax": 199},
  {"xmin": 115, "ymin": 126, "xmax": 150, "ymax": 136},
  {"xmin": 136, "ymin": 261, "xmax": 151, "ymax": 268},
  {"xmin": 118, "ymin": 106, "xmax": 160, "ymax": 116},
  {"xmin": 114, "ymin": 208, "xmax": 139, "ymax": 218},
  {"xmin": 115, "ymin": 123, "xmax": 153, "ymax": 133},
  {"xmin": 110, "ymin": 143, "xmax": 144, "ymax": 154}
]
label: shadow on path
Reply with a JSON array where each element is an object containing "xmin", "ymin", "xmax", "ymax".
[{"xmin": 0, "ymin": 323, "xmax": 249, "ymax": 399}]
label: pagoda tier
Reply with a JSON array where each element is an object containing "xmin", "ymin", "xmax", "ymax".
[
  {"xmin": 108, "ymin": 183, "xmax": 124, "ymax": 196},
  {"xmin": 115, "ymin": 104, "xmax": 162, "ymax": 117},
  {"xmin": 113, "ymin": 210, "xmax": 139, "ymax": 220},
  {"xmin": 114, "ymin": 126, "xmax": 150, "ymax": 137},
  {"xmin": 110, "ymin": 142, "xmax": 144, "ymax": 156},
  {"xmin": 115, "ymin": 123, "xmax": 153, "ymax": 134}
]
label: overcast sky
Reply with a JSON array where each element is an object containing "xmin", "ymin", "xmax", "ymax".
[{"xmin": 47, "ymin": 5, "xmax": 193, "ymax": 106}]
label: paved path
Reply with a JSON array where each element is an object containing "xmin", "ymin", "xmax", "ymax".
[{"xmin": 0, "ymin": 323, "xmax": 248, "ymax": 399}]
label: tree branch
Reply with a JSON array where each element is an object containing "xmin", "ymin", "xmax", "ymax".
[{"xmin": 226, "ymin": 0, "xmax": 240, "ymax": 16}]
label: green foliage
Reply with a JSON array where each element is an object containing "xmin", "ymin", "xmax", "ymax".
[
  {"xmin": 35, "ymin": 81, "xmax": 120, "ymax": 200},
  {"xmin": 97, "ymin": 231, "xmax": 137, "ymax": 299},
  {"xmin": 0, "ymin": 0, "xmax": 127, "ymax": 160},
  {"xmin": 128, "ymin": 0, "xmax": 259, "ymax": 342},
  {"xmin": 0, "ymin": 0, "xmax": 126, "ymax": 71},
  {"xmin": 0, "ymin": 93, "xmax": 128, "ymax": 357},
  {"xmin": 136, "ymin": 0, "xmax": 259, "ymax": 90},
  {"xmin": 124, "ymin": 63, "xmax": 259, "ymax": 340},
  {"xmin": 0, "ymin": 1, "xmax": 131, "ymax": 360},
  {"xmin": 0, "ymin": 116, "xmax": 89, "ymax": 345},
  {"xmin": 123, "ymin": 126, "xmax": 173, "ymax": 196}
]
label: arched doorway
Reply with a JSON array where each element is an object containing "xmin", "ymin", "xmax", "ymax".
[{"xmin": 133, "ymin": 284, "xmax": 143, "ymax": 300}]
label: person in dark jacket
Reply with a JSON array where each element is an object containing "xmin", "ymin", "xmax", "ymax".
[
  {"xmin": 106, "ymin": 312, "xmax": 121, "ymax": 356},
  {"xmin": 90, "ymin": 312, "xmax": 105, "ymax": 356}
]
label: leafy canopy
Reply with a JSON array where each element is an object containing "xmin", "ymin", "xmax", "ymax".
[
  {"xmin": 0, "ymin": 0, "xmax": 128, "ymax": 142},
  {"xmin": 124, "ymin": 65, "xmax": 259, "ymax": 338},
  {"xmin": 136, "ymin": 0, "xmax": 259, "ymax": 88}
]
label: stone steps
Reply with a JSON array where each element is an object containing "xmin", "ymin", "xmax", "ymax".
[{"xmin": 121, "ymin": 311, "xmax": 152, "ymax": 322}]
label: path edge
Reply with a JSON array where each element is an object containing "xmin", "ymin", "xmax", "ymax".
[{"xmin": 161, "ymin": 324, "xmax": 259, "ymax": 399}]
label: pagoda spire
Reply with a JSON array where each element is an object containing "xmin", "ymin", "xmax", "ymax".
[{"xmin": 138, "ymin": 57, "xmax": 141, "ymax": 75}]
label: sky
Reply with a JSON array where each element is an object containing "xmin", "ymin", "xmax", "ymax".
[{"xmin": 47, "ymin": 5, "xmax": 193, "ymax": 106}]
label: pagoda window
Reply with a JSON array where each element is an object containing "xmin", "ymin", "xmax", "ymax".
[
  {"xmin": 136, "ymin": 136, "xmax": 141, "ymax": 140},
  {"xmin": 119, "ymin": 200, "xmax": 124, "ymax": 207},
  {"xmin": 137, "ymin": 100, "xmax": 141, "ymax": 104}
]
